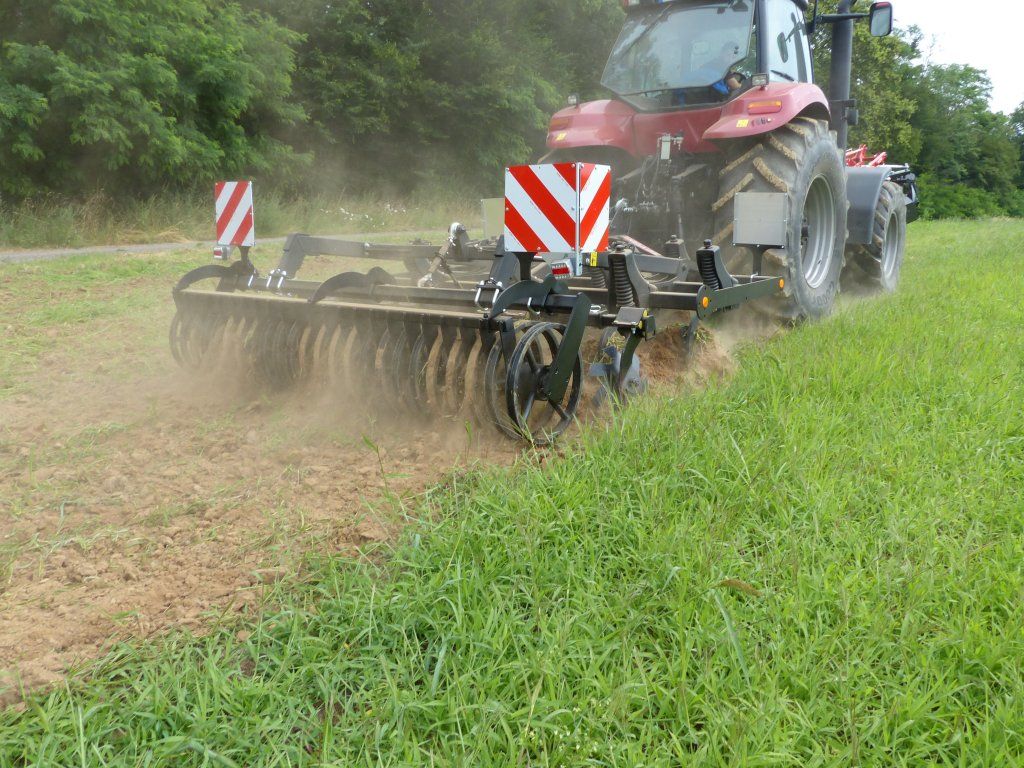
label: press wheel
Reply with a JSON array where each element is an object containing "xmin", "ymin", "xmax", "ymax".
[{"xmin": 504, "ymin": 322, "xmax": 582, "ymax": 445}]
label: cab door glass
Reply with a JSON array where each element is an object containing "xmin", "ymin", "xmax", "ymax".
[{"xmin": 767, "ymin": 1, "xmax": 810, "ymax": 83}]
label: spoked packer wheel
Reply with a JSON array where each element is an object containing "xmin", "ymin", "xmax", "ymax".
[{"xmin": 485, "ymin": 322, "xmax": 583, "ymax": 446}]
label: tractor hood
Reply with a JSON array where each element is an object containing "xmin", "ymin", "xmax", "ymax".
[
  {"xmin": 547, "ymin": 82, "xmax": 830, "ymax": 158},
  {"xmin": 546, "ymin": 98, "xmax": 725, "ymax": 156},
  {"xmin": 547, "ymin": 100, "xmax": 637, "ymax": 155}
]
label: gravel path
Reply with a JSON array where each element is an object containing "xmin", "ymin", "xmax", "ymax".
[{"xmin": 0, "ymin": 232, "xmax": 421, "ymax": 265}]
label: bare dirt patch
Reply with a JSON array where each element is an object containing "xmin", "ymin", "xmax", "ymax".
[
  {"xmin": 0, "ymin": 257, "xmax": 750, "ymax": 706},
  {"xmin": 0, "ymin": 332, "xmax": 512, "ymax": 706}
]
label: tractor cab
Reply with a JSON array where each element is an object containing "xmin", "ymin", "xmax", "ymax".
[
  {"xmin": 546, "ymin": 0, "xmax": 822, "ymax": 162},
  {"xmin": 602, "ymin": 0, "xmax": 813, "ymax": 112}
]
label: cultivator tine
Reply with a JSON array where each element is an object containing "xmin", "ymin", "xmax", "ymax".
[
  {"xmin": 322, "ymin": 323, "xmax": 347, "ymax": 390},
  {"xmin": 447, "ymin": 329, "xmax": 479, "ymax": 418},
  {"xmin": 169, "ymin": 311, "xmax": 188, "ymax": 368},
  {"xmin": 378, "ymin": 323, "xmax": 407, "ymax": 405},
  {"xmin": 408, "ymin": 324, "xmax": 438, "ymax": 406}
]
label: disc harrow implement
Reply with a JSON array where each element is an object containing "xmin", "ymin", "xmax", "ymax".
[{"xmin": 171, "ymin": 225, "xmax": 782, "ymax": 444}]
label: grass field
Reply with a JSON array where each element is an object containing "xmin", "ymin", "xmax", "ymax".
[
  {"xmin": 0, "ymin": 230, "xmax": 453, "ymax": 399},
  {"xmin": 0, "ymin": 191, "xmax": 481, "ymax": 250},
  {"xmin": 2, "ymin": 219, "xmax": 1023, "ymax": 765}
]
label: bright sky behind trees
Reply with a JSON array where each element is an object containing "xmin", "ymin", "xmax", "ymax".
[{"xmin": 893, "ymin": 0, "xmax": 1019, "ymax": 113}]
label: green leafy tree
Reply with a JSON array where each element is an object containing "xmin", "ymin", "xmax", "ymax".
[
  {"xmin": 0, "ymin": 0, "xmax": 303, "ymax": 199},
  {"xmin": 810, "ymin": 14, "xmax": 921, "ymax": 162},
  {"xmin": 259, "ymin": 0, "xmax": 624, "ymax": 194},
  {"xmin": 1009, "ymin": 102, "xmax": 1024, "ymax": 187}
]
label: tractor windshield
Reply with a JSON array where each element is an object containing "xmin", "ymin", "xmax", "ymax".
[{"xmin": 601, "ymin": 0, "xmax": 757, "ymax": 110}]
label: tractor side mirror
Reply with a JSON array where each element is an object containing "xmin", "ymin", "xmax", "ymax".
[{"xmin": 869, "ymin": 2, "xmax": 893, "ymax": 37}]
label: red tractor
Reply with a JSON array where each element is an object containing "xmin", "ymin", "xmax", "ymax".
[{"xmin": 543, "ymin": 0, "xmax": 918, "ymax": 319}]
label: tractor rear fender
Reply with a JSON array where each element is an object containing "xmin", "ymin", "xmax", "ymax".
[
  {"xmin": 703, "ymin": 83, "xmax": 830, "ymax": 142},
  {"xmin": 845, "ymin": 166, "xmax": 892, "ymax": 245}
]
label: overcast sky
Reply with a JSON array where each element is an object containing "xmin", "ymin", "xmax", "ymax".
[{"xmin": 891, "ymin": 0, "xmax": 1020, "ymax": 114}]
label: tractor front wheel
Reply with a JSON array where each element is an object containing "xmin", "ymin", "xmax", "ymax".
[{"xmin": 713, "ymin": 117, "xmax": 848, "ymax": 321}]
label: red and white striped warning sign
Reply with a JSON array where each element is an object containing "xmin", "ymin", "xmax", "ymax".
[
  {"xmin": 503, "ymin": 163, "xmax": 610, "ymax": 255},
  {"xmin": 215, "ymin": 181, "xmax": 255, "ymax": 247}
]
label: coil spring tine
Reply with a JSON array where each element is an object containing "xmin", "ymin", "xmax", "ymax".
[
  {"xmin": 392, "ymin": 323, "xmax": 417, "ymax": 408},
  {"xmin": 204, "ymin": 314, "xmax": 231, "ymax": 371},
  {"xmin": 251, "ymin": 317, "xmax": 279, "ymax": 387},
  {"xmin": 449, "ymin": 329, "xmax": 479, "ymax": 418},
  {"xmin": 295, "ymin": 322, "xmax": 314, "ymax": 381},
  {"xmin": 284, "ymin": 321, "xmax": 305, "ymax": 385},
  {"xmin": 388, "ymin": 322, "xmax": 416, "ymax": 412},
  {"xmin": 275, "ymin": 320, "xmax": 298, "ymax": 388},
  {"xmin": 409, "ymin": 324, "xmax": 438, "ymax": 407},
  {"xmin": 331, "ymin": 323, "xmax": 357, "ymax": 393},
  {"xmin": 429, "ymin": 326, "xmax": 457, "ymax": 415},
  {"xmin": 232, "ymin": 313, "xmax": 255, "ymax": 377},
  {"xmin": 472, "ymin": 331, "xmax": 500, "ymax": 427},
  {"xmin": 183, "ymin": 312, "xmax": 206, "ymax": 370},
  {"xmin": 169, "ymin": 312, "xmax": 186, "ymax": 367}
]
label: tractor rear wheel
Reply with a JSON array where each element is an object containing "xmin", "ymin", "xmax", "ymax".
[
  {"xmin": 712, "ymin": 117, "xmax": 847, "ymax": 320},
  {"xmin": 844, "ymin": 180, "xmax": 906, "ymax": 292}
]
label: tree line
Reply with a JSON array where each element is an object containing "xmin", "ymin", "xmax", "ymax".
[{"xmin": 0, "ymin": 0, "xmax": 1021, "ymax": 218}]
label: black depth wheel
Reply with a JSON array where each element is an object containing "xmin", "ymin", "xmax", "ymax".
[{"xmin": 505, "ymin": 322, "xmax": 582, "ymax": 445}]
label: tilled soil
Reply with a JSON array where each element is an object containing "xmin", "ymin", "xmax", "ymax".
[
  {"xmin": 0, "ymin": 269, "xmax": 745, "ymax": 706},
  {"xmin": 0, "ymin": 340, "xmax": 517, "ymax": 706}
]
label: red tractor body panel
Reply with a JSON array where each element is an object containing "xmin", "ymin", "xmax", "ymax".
[
  {"xmin": 702, "ymin": 83, "xmax": 831, "ymax": 140},
  {"xmin": 546, "ymin": 100, "xmax": 637, "ymax": 156},
  {"xmin": 546, "ymin": 84, "xmax": 830, "ymax": 159}
]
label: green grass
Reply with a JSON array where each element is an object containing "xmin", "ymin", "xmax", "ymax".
[
  {"xmin": 2, "ymin": 219, "xmax": 1024, "ymax": 765},
  {"xmin": 0, "ymin": 190, "xmax": 481, "ymax": 249}
]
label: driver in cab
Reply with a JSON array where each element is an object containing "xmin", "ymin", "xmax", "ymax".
[{"xmin": 673, "ymin": 40, "xmax": 745, "ymax": 105}]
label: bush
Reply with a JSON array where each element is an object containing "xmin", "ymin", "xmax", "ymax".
[
  {"xmin": 0, "ymin": 0, "xmax": 304, "ymax": 200},
  {"xmin": 916, "ymin": 175, "xmax": 1009, "ymax": 220}
]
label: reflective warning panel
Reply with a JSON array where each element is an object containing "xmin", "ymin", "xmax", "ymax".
[
  {"xmin": 503, "ymin": 163, "xmax": 610, "ymax": 255},
  {"xmin": 215, "ymin": 181, "xmax": 255, "ymax": 247}
]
